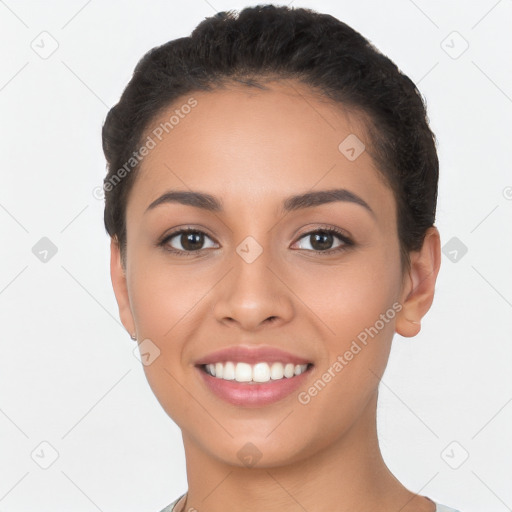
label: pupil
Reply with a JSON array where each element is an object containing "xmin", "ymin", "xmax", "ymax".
[
  {"xmin": 183, "ymin": 232, "xmax": 203, "ymax": 250},
  {"xmin": 312, "ymin": 232, "xmax": 332, "ymax": 250}
]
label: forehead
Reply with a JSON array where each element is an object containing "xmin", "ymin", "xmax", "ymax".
[{"xmin": 127, "ymin": 80, "xmax": 395, "ymax": 224}]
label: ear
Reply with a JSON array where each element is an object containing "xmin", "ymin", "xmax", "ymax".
[
  {"xmin": 110, "ymin": 237, "xmax": 136, "ymax": 338},
  {"xmin": 395, "ymin": 227, "xmax": 441, "ymax": 338}
]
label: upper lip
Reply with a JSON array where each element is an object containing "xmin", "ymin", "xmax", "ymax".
[{"xmin": 194, "ymin": 345, "xmax": 312, "ymax": 366}]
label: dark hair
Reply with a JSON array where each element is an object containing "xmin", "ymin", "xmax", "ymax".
[{"xmin": 102, "ymin": 4, "xmax": 438, "ymax": 269}]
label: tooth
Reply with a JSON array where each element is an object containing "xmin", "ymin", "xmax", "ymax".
[
  {"xmin": 235, "ymin": 362, "xmax": 253, "ymax": 382},
  {"xmin": 223, "ymin": 361, "xmax": 235, "ymax": 380},
  {"xmin": 284, "ymin": 363, "xmax": 295, "ymax": 378},
  {"xmin": 205, "ymin": 361, "xmax": 309, "ymax": 381},
  {"xmin": 270, "ymin": 362, "xmax": 284, "ymax": 380},
  {"xmin": 253, "ymin": 362, "xmax": 271, "ymax": 382},
  {"xmin": 294, "ymin": 364, "xmax": 308, "ymax": 375}
]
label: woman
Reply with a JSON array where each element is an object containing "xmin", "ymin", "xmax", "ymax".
[{"xmin": 101, "ymin": 5, "xmax": 461, "ymax": 511}]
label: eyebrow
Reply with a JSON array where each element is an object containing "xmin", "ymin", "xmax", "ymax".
[{"xmin": 145, "ymin": 188, "xmax": 375, "ymax": 217}]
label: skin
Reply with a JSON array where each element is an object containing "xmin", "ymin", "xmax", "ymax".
[{"xmin": 110, "ymin": 80, "xmax": 441, "ymax": 512}]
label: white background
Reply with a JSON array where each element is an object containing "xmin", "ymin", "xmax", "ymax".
[{"xmin": 1, "ymin": 1, "xmax": 511, "ymax": 511}]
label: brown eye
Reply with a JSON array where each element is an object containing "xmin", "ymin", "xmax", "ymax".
[
  {"xmin": 161, "ymin": 228, "xmax": 217, "ymax": 255},
  {"xmin": 294, "ymin": 228, "xmax": 353, "ymax": 254},
  {"xmin": 306, "ymin": 231, "xmax": 335, "ymax": 251},
  {"xmin": 178, "ymin": 231, "xmax": 205, "ymax": 251}
]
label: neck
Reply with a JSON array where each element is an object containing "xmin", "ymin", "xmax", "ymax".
[{"xmin": 178, "ymin": 392, "xmax": 434, "ymax": 512}]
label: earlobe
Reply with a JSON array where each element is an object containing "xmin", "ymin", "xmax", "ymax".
[
  {"xmin": 110, "ymin": 237, "xmax": 136, "ymax": 338},
  {"xmin": 395, "ymin": 227, "xmax": 441, "ymax": 338}
]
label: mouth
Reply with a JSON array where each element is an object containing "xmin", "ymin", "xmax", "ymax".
[
  {"xmin": 195, "ymin": 358, "xmax": 314, "ymax": 407},
  {"xmin": 200, "ymin": 361, "xmax": 313, "ymax": 383},
  {"xmin": 194, "ymin": 345, "xmax": 315, "ymax": 407}
]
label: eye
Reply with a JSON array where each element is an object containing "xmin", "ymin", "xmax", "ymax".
[
  {"xmin": 293, "ymin": 227, "xmax": 353, "ymax": 254},
  {"xmin": 158, "ymin": 226, "xmax": 353, "ymax": 256},
  {"xmin": 159, "ymin": 228, "xmax": 217, "ymax": 256}
]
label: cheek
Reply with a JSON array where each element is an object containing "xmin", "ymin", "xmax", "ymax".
[
  {"xmin": 127, "ymin": 254, "xmax": 208, "ymax": 339},
  {"xmin": 127, "ymin": 261, "xmax": 205, "ymax": 421},
  {"xmin": 126, "ymin": 254, "xmax": 218, "ymax": 404},
  {"xmin": 294, "ymin": 247, "xmax": 402, "ymax": 409},
  {"xmin": 289, "ymin": 264, "xmax": 400, "ymax": 447},
  {"xmin": 296, "ymin": 252, "xmax": 401, "ymax": 345}
]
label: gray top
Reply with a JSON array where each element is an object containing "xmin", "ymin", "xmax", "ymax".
[{"xmin": 159, "ymin": 493, "xmax": 462, "ymax": 511}]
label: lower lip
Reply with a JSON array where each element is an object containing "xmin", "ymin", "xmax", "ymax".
[{"xmin": 196, "ymin": 365, "xmax": 313, "ymax": 407}]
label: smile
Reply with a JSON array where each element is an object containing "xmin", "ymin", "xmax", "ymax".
[
  {"xmin": 202, "ymin": 361, "xmax": 311, "ymax": 383},
  {"xmin": 196, "ymin": 362, "xmax": 314, "ymax": 407}
]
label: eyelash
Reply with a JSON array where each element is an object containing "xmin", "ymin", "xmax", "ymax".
[{"xmin": 158, "ymin": 226, "xmax": 354, "ymax": 257}]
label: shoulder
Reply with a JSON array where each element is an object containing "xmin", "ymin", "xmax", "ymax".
[
  {"xmin": 435, "ymin": 503, "xmax": 463, "ymax": 512},
  {"xmin": 158, "ymin": 493, "xmax": 186, "ymax": 512},
  {"xmin": 158, "ymin": 495, "xmax": 464, "ymax": 512}
]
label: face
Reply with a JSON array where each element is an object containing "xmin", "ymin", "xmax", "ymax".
[{"xmin": 111, "ymin": 80, "xmax": 425, "ymax": 468}]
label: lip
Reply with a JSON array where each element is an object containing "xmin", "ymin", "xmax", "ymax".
[
  {"xmin": 194, "ymin": 345, "xmax": 314, "ymax": 407},
  {"xmin": 196, "ymin": 364, "xmax": 313, "ymax": 407},
  {"xmin": 194, "ymin": 345, "xmax": 311, "ymax": 366}
]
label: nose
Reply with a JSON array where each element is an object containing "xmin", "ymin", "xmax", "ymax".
[{"xmin": 212, "ymin": 244, "xmax": 295, "ymax": 331}]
